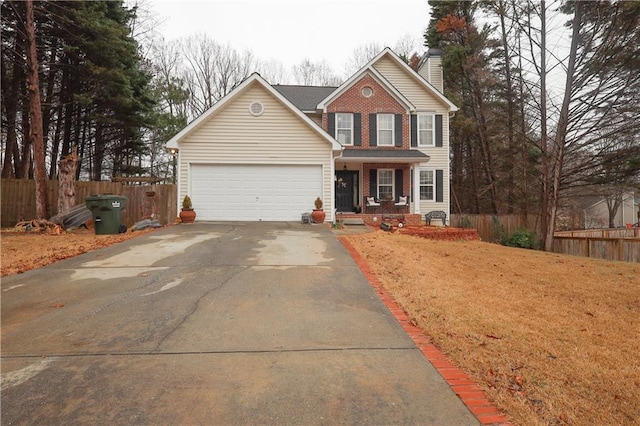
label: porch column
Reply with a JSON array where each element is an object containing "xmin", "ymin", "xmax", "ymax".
[{"xmin": 412, "ymin": 164, "xmax": 421, "ymax": 214}]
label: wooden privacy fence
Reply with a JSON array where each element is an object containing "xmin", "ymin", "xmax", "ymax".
[
  {"xmin": 552, "ymin": 235, "xmax": 640, "ymax": 263},
  {"xmin": 553, "ymin": 228, "xmax": 640, "ymax": 263},
  {"xmin": 450, "ymin": 214, "xmax": 541, "ymax": 243},
  {"xmin": 1, "ymin": 179, "xmax": 177, "ymax": 228}
]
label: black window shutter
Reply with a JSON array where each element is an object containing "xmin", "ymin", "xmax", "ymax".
[
  {"xmin": 394, "ymin": 114, "xmax": 403, "ymax": 147},
  {"xmin": 410, "ymin": 115, "xmax": 417, "ymax": 147},
  {"xmin": 435, "ymin": 114, "xmax": 443, "ymax": 147},
  {"xmin": 369, "ymin": 114, "xmax": 377, "ymax": 146},
  {"xmin": 328, "ymin": 113, "xmax": 335, "ymax": 137},
  {"xmin": 395, "ymin": 169, "xmax": 403, "ymax": 198},
  {"xmin": 369, "ymin": 169, "xmax": 377, "ymax": 197},
  {"xmin": 354, "ymin": 113, "xmax": 361, "ymax": 146},
  {"xmin": 436, "ymin": 169, "xmax": 444, "ymax": 202}
]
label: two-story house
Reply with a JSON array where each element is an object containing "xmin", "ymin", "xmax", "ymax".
[{"xmin": 166, "ymin": 48, "xmax": 457, "ymax": 225}]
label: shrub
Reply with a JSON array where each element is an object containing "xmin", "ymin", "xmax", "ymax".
[{"xmin": 504, "ymin": 229, "xmax": 538, "ymax": 249}]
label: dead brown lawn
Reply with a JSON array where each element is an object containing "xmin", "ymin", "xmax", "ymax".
[
  {"xmin": 1, "ymin": 227, "xmax": 159, "ymax": 277},
  {"xmin": 345, "ymin": 231, "xmax": 640, "ymax": 426}
]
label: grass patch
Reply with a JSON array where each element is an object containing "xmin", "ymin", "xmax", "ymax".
[{"xmin": 345, "ymin": 231, "xmax": 640, "ymax": 425}]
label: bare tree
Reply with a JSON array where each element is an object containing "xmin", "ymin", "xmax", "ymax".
[
  {"xmin": 181, "ymin": 34, "xmax": 255, "ymax": 117},
  {"xmin": 344, "ymin": 42, "xmax": 383, "ymax": 77},
  {"xmin": 292, "ymin": 58, "xmax": 341, "ymax": 86},
  {"xmin": 256, "ymin": 58, "xmax": 289, "ymax": 85}
]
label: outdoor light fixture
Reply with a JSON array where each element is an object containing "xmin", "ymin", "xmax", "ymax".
[
  {"xmin": 343, "ymin": 164, "xmax": 347, "ymax": 170},
  {"xmin": 166, "ymin": 147, "xmax": 179, "ymax": 184}
]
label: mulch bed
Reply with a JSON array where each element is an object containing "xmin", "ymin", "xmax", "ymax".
[{"xmin": 398, "ymin": 226, "xmax": 479, "ymax": 241}]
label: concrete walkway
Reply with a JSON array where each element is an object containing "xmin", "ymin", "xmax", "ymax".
[{"xmin": 1, "ymin": 222, "xmax": 478, "ymax": 424}]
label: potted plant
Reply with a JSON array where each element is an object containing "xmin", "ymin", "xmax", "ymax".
[
  {"xmin": 311, "ymin": 196, "xmax": 326, "ymax": 224},
  {"xmin": 179, "ymin": 195, "xmax": 196, "ymax": 223}
]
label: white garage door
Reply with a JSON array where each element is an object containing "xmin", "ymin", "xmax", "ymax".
[{"xmin": 190, "ymin": 164, "xmax": 322, "ymax": 221}]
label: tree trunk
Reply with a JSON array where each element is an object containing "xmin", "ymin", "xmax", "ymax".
[
  {"xmin": 539, "ymin": 0, "xmax": 550, "ymax": 250},
  {"xmin": 57, "ymin": 149, "xmax": 78, "ymax": 214},
  {"xmin": 0, "ymin": 49, "xmax": 21, "ymax": 178},
  {"xmin": 25, "ymin": 0, "xmax": 48, "ymax": 219},
  {"xmin": 544, "ymin": 1, "xmax": 582, "ymax": 251}
]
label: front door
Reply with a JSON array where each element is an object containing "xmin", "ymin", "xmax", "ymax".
[{"xmin": 335, "ymin": 171, "xmax": 359, "ymax": 212}]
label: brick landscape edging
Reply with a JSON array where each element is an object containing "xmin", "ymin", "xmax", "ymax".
[{"xmin": 339, "ymin": 236, "xmax": 512, "ymax": 426}]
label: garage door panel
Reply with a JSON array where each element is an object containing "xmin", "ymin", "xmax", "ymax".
[{"xmin": 191, "ymin": 164, "xmax": 322, "ymax": 221}]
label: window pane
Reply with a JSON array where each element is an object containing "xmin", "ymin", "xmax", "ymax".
[
  {"xmin": 420, "ymin": 170, "xmax": 433, "ymax": 184},
  {"xmin": 336, "ymin": 113, "xmax": 352, "ymax": 144},
  {"xmin": 419, "ymin": 130, "xmax": 432, "ymax": 146},
  {"xmin": 419, "ymin": 170, "xmax": 434, "ymax": 201},
  {"xmin": 379, "ymin": 114, "xmax": 393, "ymax": 129},
  {"xmin": 337, "ymin": 113, "xmax": 352, "ymax": 127},
  {"xmin": 419, "ymin": 115, "xmax": 432, "ymax": 129},
  {"xmin": 378, "ymin": 114, "xmax": 394, "ymax": 146},
  {"xmin": 379, "ymin": 186, "xmax": 393, "ymax": 199},
  {"xmin": 418, "ymin": 115, "xmax": 433, "ymax": 146},
  {"xmin": 420, "ymin": 186, "xmax": 434, "ymax": 200},
  {"xmin": 337, "ymin": 130, "xmax": 352, "ymax": 144},
  {"xmin": 379, "ymin": 170, "xmax": 393, "ymax": 184},
  {"xmin": 379, "ymin": 130, "xmax": 393, "ymax": 145}
]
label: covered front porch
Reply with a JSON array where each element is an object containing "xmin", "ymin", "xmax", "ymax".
[{"xmin": 334, "ymin": 148, "xmax": 429, "ymax": 221}]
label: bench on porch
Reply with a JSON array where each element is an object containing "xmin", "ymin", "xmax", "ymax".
[{"xmin": 425, "ymin": 210, "xmax": 447, "ymax": 226}]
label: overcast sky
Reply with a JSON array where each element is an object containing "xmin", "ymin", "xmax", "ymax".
[{"xmin": 147, "ymin": 0, "xmax": 430, "ymax": 74}]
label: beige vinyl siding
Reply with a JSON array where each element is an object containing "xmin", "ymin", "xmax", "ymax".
[
  {"xmin": 371, "ymin": 55, "xmax": 452, "ymax": 217},
  {"xmin": 373, "ymin": 56, "xmax": 447, "ymax": 112},
  {"xmin": 178, "ymin": 81, "xmax": 334, "ymax": 215},
  {"xmin": 417, "ymin": 57, "xmax": 443, "ymax": 93}
]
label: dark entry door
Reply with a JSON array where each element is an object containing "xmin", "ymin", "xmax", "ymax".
[{"xmin": 335, "ymin": 171, "xmax": 359, "ymax": 212}]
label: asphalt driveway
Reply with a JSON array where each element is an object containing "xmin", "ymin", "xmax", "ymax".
[{"xmin": 1, "ymin": 222, "xmax": 477, "ymax": 425}]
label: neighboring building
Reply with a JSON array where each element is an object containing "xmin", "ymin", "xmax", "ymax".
[
  {"xmin": 583, "ymin": 192, "xmax": 636, "ymax": 228},
  {"xmin": 166, "ymin": 48, "xmax": 458, "ymax": 223}
]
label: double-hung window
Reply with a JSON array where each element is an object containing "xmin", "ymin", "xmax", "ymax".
[
  {"xmin": 378, "ymin": 169, "xmax": 394, "ymax": 200},
  {"xmin": 336, "ymin": 113, "xmax": 353, "ymax": 145},
  {"xmin": 377, "ymin": 114, "xmax": 394, "ymax": 146},
  {"xmin": 419, "ymin": 169, "xmax": 435, "ymax": 201},
  {"xmin": 418, "ymin": 114, "xmax": 434, "ymax": 146}
]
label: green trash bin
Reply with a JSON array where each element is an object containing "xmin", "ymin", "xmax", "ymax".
[{"xmin": 85, "ymin": 195, "xmax": 128, "ymax": 235}]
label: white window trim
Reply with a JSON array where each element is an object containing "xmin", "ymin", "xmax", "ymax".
[
  {"xmin": 417, "ymin": 113, "xmax": 435, "ymax": 147},
  {"xmin": 377, "ymin": 113, "xmax": 394, "ymax": 146},
  {"xmin": 336, "ymin": 113, "xmax": 353, "ymax": 146},
  {"xmin": 419, "ymin": 168, "xmax": 435, "ymax": 201},
  {"xmin": 377, "ymin": 168, "xmax": 395, "ymax": 200}
]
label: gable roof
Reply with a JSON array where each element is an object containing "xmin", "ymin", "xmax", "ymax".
[
  {"xmin": 317, "ymin": 68, "xmax": 415, "ymax": 113},
  {"xmin": 319, "ymin": 47, "xmax": 458, "ymax": 113},
  {"xmin": 273, "ymin": 85, "xmax": 336, "ymax": 112},
  {"xmin": 166, "ymin": 73, "xmax": 342, "ymax": 151}
]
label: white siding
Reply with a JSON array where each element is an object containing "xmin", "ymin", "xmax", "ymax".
[
  {"xmin": 178, "ymin": 82, "xmax": 334, "ymax": 218},
  {"xmin": 372, "ymin": 55, "xmax": 451, "ymax": 218},
  {"xmin": 373, "ymin": 56, "xmax": 448, "ymax": 111}
]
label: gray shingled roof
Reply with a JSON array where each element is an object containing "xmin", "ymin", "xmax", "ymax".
[
  {"xmin": 342, "ymin": 149, "xmax": 429, "ymax": 159},
  {"xmin": 273, "ymin": 85, "xmax": 337, "ymax": 111},
  {"xmin": 341, "ymin": 149, "xmax": 430, "ymax": 164}
]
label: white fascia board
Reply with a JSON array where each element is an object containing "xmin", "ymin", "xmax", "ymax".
[
  {"xmin": 165, "ymin": 73, "xmax": 261, "ymax": 149},
  {"xmin": 375, "ymin": 47, "xmax": 459, "ymax": 113},
  {"xmin": 165, "ymin": 73, "xmax": 342, "ymax": 152},
  {"xmin": 317, "ymin": 67, "xmax": 415, "ymax": 113}
]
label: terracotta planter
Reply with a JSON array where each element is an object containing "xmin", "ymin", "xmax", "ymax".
[
  {"xmin": 311, "ymin": 209, "xmax": 326, "ymax": 224},
  {"xmin": 179, "ymin": 208, "xmax": 196, "ymax": 223}
]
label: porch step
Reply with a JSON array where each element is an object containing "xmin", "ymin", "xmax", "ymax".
[{"xmin": 341, "ymin": 218, "xmax": 366, "ymax": 226}]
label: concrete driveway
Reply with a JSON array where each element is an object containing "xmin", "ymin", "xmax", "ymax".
[{"xmin": 1, "ymin": 222, "xmax": 477, "ymax": 425}]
